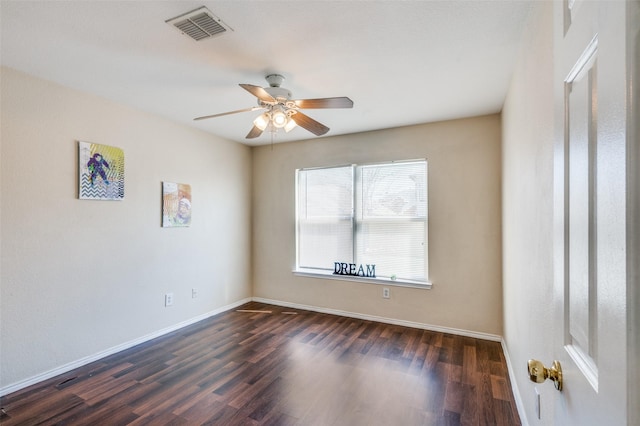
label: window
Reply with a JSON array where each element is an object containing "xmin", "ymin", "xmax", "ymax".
[{"xmin": 295, "ymin": 160, "xmax": 428, "ymax": 283}]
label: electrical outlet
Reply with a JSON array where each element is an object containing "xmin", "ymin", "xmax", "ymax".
[
  {"xmin": 165, "ymin": 293, "xmax": 174, "ymax": 307},
  {"xmin": 382, "ymin": 287, "xmax": 390, "ymax": 299},
  {"xmin": 192, "ymin": 288, "xmax": 198, "ymax": 299}
]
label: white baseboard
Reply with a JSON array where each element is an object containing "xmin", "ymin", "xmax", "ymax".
[
  {"xmin": 501, "ymin": 339, "xmax": 529, "ymax": 426},
  {"xmin": 0, "ymin": 298, "xmax": 251, "ymax": 397},
  {"xmin": 251, "ymin": 297, "xmax": 503, "ymax": 342}
]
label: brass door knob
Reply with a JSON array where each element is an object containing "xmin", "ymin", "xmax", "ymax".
[{"xmin": 527, "ymin": 359, "xmax": 563, "ymax": 391}]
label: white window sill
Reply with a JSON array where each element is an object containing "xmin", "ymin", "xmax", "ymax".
[{"xmin": 292, "ymin": 269, "xmax": 432, "ymax": 290}]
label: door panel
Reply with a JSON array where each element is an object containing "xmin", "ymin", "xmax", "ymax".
[
  {"xmin": 553, "ymin": 1, "xmax": 629, "ymax": 425},
  {"xmin": 565, "ymin": 35, "xmax": 598, "ymax": 389}
]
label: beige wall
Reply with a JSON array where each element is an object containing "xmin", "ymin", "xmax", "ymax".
[
  {"xmin": 0, "ymin": 67, "xmax": 253, "ymax": 390},
  {"xmin": 501, "ymin": 2, "xmax": 554, "ymax": 424},
  {"xmin": 252, "ymin": 115, "xmax": 503, "ymax": 336}
]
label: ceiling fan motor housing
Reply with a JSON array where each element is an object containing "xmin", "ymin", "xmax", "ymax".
[
  {"xmin": 263, "ymin": 86, "xmax": 291, "ymax": 103},
  {"xmin": 262, "ymin": 74, "xmax": 291, "ymax": 103}
]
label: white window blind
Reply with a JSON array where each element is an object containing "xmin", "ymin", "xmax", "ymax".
[
  {"xmin": 296, "ymin": 160, "xmax": 428, "ymax": 282},
  {"xmin": 296, "ymin": 166, "xmax": 354, "ymax": 271}
]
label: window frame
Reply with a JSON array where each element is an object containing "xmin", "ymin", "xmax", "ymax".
[{"xmin": 294, "ymin": 159, "xmax": 431, "ymax": 289}]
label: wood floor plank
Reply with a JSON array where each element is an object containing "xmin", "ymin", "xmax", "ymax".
[
  {"xmin": 462, "ymin": 345, "xmax": 477, "ymax": 385},
  {"xmin": 477, "ymin": 371, "xmax": 497, "ymax": 426},
  {"xmin": 175, "ymin": 393, "xmax": 225, "ymax": 423},
  {"xmin": 1, "ymin": 390, "xmax": 85, "ymax": 425},
  {"xmin": 0, "ymin": 302, "xmax": 521, "ymax": 425}
]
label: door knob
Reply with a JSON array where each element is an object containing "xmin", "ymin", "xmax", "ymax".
[{"xmin": 527, "ymin": 359, "xmax": 563, "ymax": 391}]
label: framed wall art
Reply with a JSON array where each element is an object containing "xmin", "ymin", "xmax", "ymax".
[
  {"xmin": 162, "ymin": 182, "xmax": 192, "ymax": 227},
  {"xmin": 78, "ymin": 141, "xmax": 125, "ymax": 200}
]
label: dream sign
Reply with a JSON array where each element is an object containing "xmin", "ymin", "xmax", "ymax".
[{"xmin": 333, "ymin": 262, "xmax": 376, "ymax": 278}]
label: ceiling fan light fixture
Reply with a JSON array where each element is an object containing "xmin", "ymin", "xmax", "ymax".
[
  {"xmin": 271, "ymin": 108, "xmax": 288, "ymax": 128},
  {"xmin": 253, "ymin": 113, "xmax": 270, "ymax": 131},
  {"xmin": 284, "ymin": 117, "xmax": 297, "ymax": 132}
]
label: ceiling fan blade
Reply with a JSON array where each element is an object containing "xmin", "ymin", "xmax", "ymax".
[
  {"xmin": 292, "ymin": 111, "xmax": 330, "ymax": 136},
  {"xmin": 194, "ymin": 106, "xmax": 263, "ymax": 121},
  {"xmin": 246, "ymin": 125, "xmax": 264, "ymax": 139},
  {"xmin": 239, "ymin": 84, "xmax": 276, "ymax": 103},
  {"xmin": 294, "ymin": 97, "xmax": 353, "ymax": 109}
]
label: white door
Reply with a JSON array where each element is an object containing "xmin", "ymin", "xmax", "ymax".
[{"xmin": 552, "ymin": 1, "xmax": 637, "ymax": 425}]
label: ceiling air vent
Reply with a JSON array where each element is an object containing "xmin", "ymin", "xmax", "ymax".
[{"xmin": 166, "ymin": 6, "xmax": 232, "ymax": 41}]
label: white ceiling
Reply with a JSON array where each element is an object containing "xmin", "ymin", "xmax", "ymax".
[{"xmin": 0, "ymin": 1, "xmax": 534, "ymax": 146}]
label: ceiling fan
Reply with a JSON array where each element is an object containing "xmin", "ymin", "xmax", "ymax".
[{"xmin": 194, "ymin": 74, "xmax": 353, "ymax": 139}]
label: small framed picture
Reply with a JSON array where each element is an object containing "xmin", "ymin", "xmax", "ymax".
[
  {"xmin": 78, "ymin": 141, "xmax": 125, "ymax": 200},
  {"xmin": 162, "ymin": 182, "xmax": 192, "ymax": 227}
]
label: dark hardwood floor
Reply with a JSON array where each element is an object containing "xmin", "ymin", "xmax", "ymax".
[{"xmin": 1, "ymin": 302, "xmax": 521, "ymax": 425}]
